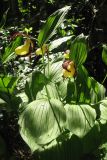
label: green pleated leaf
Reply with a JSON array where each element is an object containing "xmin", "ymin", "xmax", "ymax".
[
  {"xmin": 45, "ymin": 61, "xmax": 63, "ymax": 83},
  {"xmin": 38, "ymin": 6, "xmax": 71, "ymax": 46},
  {"xmin": 25, "ymin": 71, "xmax": 47, "ymax": 102},
  {"xmin": 36, "ymin": 82, "xmax": 59, "ymax": 100},
  {"xmin": 65, "ymin": 104, "xmax": 96, "ymax": 137},
  {"xmin": 49, "ymin": 36, "xmax": 73, "ymax": 52},
  {"xmin": 70, "ymin": 34, "xmax": 88, "ymax": 66},
  {"xmin": 96, "ymin": 99, "xmax": 107, "ymax": 121},
  {"xmin": 56, "ymin": 79, "xmax": 69, "ymax": 101},
  {"xmin": 19, "ymin": 98, "xmax": 66, "ymax": 152},
  {"xmin": 102, "ymin": 44, "xmax": 107, "ymax": 65},
  {"xmin": 75, "ymin": 65, "xmax": 106, "ymax": 104},
  {"xmin": 25, "ymin": 63, "xmax": 63, "ymax": 102},
  {"xmin": 2, "ymin": 36, "xmax": 23, "ymax": 63}
]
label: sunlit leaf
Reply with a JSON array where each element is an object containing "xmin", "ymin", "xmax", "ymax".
[
  {"xmin": 38, "ymin": 6, "xmax": 71, "ymax": 46},
  {"xmin": 96, "ymin": 99, "xmax": 107, "ymax": 121},
  {"xmin": 70, "ymin": 34, "xmax": 88, "ymax": 66},
  {"xmin": 45, "ymin": 61, "xmax": 63, "ymax": 83},
  {"xmin": 75, "ymin": 65, "xmax": 106, "ymax": 104},
  {"xmin": 36, "ymin": 82, "xmax": 59, "ymax": 100},
  {"xmin": 19, "ymin": 98, "xmax": 66, "ymax": 152},
  {"xmin": 25, "ymin": 64, "xmax": 63, "ymax": 102},
  {"xmin": 49, "ymin": 36, "xmax": 73, "ymax": 52},
  {"xmin": 57, "ymin": 79, "xmax": 69, "ymax": 101},
  {"xmin": 65, "ymin": 104, "xmax": 96, "ymax": 137}
]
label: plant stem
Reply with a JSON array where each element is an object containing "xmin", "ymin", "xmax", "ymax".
[
  {"xmin": 102, "ymin": 73, "xmax": 107, "ymax": 84},
  {"xmin": 41, "ymin": 45, "xmax": 62, "ymax": 133},
  {"xmin": 74, "ymin": 78, "xmax": 78, "ymax": 103},
  {"xmin": 45, "ymin": 85, "xmax": 62, "ymax": 133},
  {"xmin": 41, "ymin": 47, "xmax": 45, "ymax": 75},
  {"xmin": 47, "ymin": 50, "xmax": 50, "ymax": 77}
]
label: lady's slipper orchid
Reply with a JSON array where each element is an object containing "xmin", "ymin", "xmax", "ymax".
[
  {"xmin": 35, "ymin": 44, "xmax": 48, "ymax": 55},
  {"xmin": 62, "ymin": 60, "xmax": 76, "ymax": 78},
  {"xmin": 63, "ymin": 68, "xmax": 75, "ymax": 78},
  {"xmin": 15, "ymin": 39, "xmax": 33, "ymax": 56}
]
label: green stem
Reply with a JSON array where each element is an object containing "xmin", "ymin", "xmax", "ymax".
[
  {"xmin": 74, "ymin": 78, "xmax": 78, "ymax": 103},
  {"xmin": 41, "ymin": 47, "xmax": 45, "ymax": 75},
  {"xmin": 79, "ymin": 105, "xmax": 92, "ymax": 128},
  {"xmin": 45, "ymin": 85, "xmax": 62, "ymax": 133},
  {"xmin": 102, "ymin": 73, "xmax": 107, "ymax": 84},
  {"xmin": 41, "ymin": 45, "xmax": 62, "ymax": 133},
  {"xmin": 47, "ymin": 51, "xmax": 50, "ymax": 77}
]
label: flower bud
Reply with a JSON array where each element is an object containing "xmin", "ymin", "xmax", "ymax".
[{"xmin": 64, "ymin": 50, "xmax": 70, "ymax": 59}]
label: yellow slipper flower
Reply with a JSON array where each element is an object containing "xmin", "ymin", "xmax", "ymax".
[
  {"xmin": 67, "ymin": 61, "xmax": 75, "ymax": 72},
  {"xmin": 15, "ymin": 39, "xmax": 33, "ymax": 56},
  {"xmin": 62, "ymin": 60, "xmax": 76, "ymax": 78},
  {"xmin": 63, "ymin": 68, "xmax": 75, "ymax": 78},
  {"xmin": 35, "ymin": 44, "xmax": 48, "ymax": 55}
]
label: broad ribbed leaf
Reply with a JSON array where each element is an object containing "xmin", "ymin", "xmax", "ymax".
[
  {"xmin": 56, "ymin": 78, "xmax": 75, "ymax": 102},
  {"xmin": 25, "ymin": 66, "xmax": 63, "ymax": 102},
  {"xmin": 25, "ymin": 71, "xmax": 47, "ymax": 102},
  {"xmin": 36, "ymin": 82, "xmax": 59, "ymax": 100},
  {"xmin": 96, "ymin": 99, "xmax": 107, "ymax": 121},
  {"xmin": 38, "ymin": 6, "xmax": 71, "ymax": 46},
  {"xmin": 49, "ymin": 36, "xmax": 73, "ymax": 52},
  {"xmin": 75, "ymin": 65, "xmax": 106, "ymax": 104},
  {"xmin": 57, "ymin": 79, "xmax": 68, "ymax": 101},
  {"xmin": 2, "ymin": 36, "xmax": 22, "ymax": 63},
  {"xmin": 70, "ymin": 34, "xmax": 87, "ymax": 66},
  {"xmin": 19, "ymin": 98, "xmax": 66, "ymax": 152},
  {"xmin": 65, "ymin": 104, "xmax": 96, "ymax": 137},
  {"xmin": 45, "ymin": 61, "xmax": 63, "ymax": 83},
  {"xmin": 102, "ymin": 44, "xmax": 107, "ymax": 65}
]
